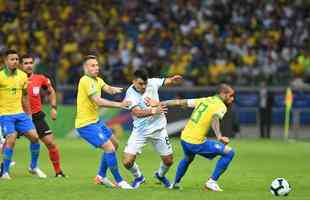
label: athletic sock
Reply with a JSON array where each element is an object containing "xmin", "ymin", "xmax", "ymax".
[
  {"xmin": 211, "ymin": 150, "xmax": 235, "ymax": 181},
  {"xmin": 104, "ymin": 152, "xmax": 123, "ymax": 183},
  {"xmin": 30, "ymin": 143, "xmax": 40, "ymax": 169},
  {"xmin": 48, "ymin": 146, "xmax": 61, "ymax": 174},
  {"xmin": 2, "ymin": 147, "xmax": 13, "ymax": 174}
]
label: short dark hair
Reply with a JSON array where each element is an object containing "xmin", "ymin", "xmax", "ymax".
[
  {"xmin": 218, "ymin": 83, "xmax": 233, "ymax": 94},
  {"xmin": 83, "ymin": 55, "xmax": 97, "ymax": 64},
  {"xmin": 134, "ymin": 69, "xmax": 148, "ymax": 81},
  {"xmin": 4, "ymin": 49, "xmax": 18, "ymax": 57},
  {"xmin": 21, "ymin": 54, "xmax": 34, "ymax": 61}
]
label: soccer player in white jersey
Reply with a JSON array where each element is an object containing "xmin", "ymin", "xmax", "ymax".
[{"xmin": 122, "ymin": 69, "xmax": 182, "ymax": 188}]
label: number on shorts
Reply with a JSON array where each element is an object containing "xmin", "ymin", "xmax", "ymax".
[
  {"xmin": 190, "ymin": 103, "xmax": 208, "ymax": 123},
  {"xmin": 165, "ymin": 136, "xmax": 171, "ymax": 146}
]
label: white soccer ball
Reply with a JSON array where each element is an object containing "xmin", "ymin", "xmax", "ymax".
[{"xmin": 270, "ymin": 178, "xmax": 291, "ymax": 196}]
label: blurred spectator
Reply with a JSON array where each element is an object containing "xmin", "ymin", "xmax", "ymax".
[
  {"xmin": 0, "ymin": 0, "xmax": 310, "ymax": 86},
  {"xmin": 259, "ymin": 81, "xmax": 274, "ymax": 138}
]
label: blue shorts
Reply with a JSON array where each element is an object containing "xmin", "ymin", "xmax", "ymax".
[
  {"xmin": 0, "ymin": 113, "xmax": 35, "ymax": 136},
  {"xmin": 77, "ymin": 120, "xmax": 112, "ymax": 148},
  {"xmin": 181, "ymin": 139, "xmax": 226, "ymax": 160}
]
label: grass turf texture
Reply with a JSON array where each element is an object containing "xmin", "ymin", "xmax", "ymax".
[{"xmin": 1, "ymin": 138, "xmax": 309, "ymax": 200}]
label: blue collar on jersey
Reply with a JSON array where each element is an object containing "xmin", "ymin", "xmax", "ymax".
[{"xmin": 132, "ymin": 85, "xmax": 143, "ymax": 94}]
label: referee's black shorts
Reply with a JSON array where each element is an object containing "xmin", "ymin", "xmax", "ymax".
[{"xmin": 32, "ymin": 111, "xmax": 52, "ymax": 138}]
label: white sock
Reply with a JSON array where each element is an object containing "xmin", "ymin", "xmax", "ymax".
[
  {"xmin": 128, "ymin": 162, "xmax": 142, "ymax": 178},
  {"xmin": 157, "ymin": 161, "xmax": 170, "ymax": 177}
]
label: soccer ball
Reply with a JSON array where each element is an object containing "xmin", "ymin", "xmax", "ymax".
[{"xmin": 270, "ymin": 178, "xmax": 291, "ymax": 196}]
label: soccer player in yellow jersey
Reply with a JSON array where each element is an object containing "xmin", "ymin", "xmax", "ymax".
[
  {"xmin": 0, "ymin": 50, "xmax": 46, "ymax": 179},
  {"xmin": 149, "ymin": 84, "xmax": 235, "ymax": 191},
  {"xmin": 75, "ymin": 55, "xmax": 132, "ymax": 189}
]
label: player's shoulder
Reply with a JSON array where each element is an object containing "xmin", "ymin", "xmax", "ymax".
[
  {"xmin": 126, "ymin": 85, "xmax": 135, "ymax": 95},
  {"xmin": 148, "ymin": 77, "xmax": 163, "ymax": 84},
  {"xmin": 16, "ymin": 69, "xmax": 28, "ymax": 78},
  {"xmin": 79, "ymin": 75, "xmax": 92, "ymax": 84},
  {"xmin": 0, "ymin": 67, "xmax": 4, "ymax": 75},
  {"xmin": 96, "ymin": 77, "xmax": 106, "ymax": 86},
  {"xmin": 32, "ymin": 74, "xmax": 46, "ymax": 80}
]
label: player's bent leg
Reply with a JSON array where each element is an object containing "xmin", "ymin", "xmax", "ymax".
[
  {"xmin": 207, "ymin": 145, "xmax": 235, "ymax": 192},
  {"xmin": 110, "ymin": 134, "xmax": 119, "ymax": 150},
  {"xmin": 100, "ymin": 140, "xmax": 133, "ymax": 189},
  {"xmin": 171, "ymin": 154, "xmax": 195, "ymax": 189},
  {"xmin": 0, "ymin": 133, "xmax": 17, "ymax": 179},
  {"xmin": 122, "ymin": 152, "xmax": 144, "ymax": 188},
  {"xmin": 123, "ymin": 133, "xmax": 146, "ymax": 188},
  {"xmin": 41, "ymin": 134, "xmax": 66, "ymax": 177},
  {"xmin": 24, "ymin": 129, "xmax": 47, "ymax": 179},
  {"xmin": 154, "ymin": 154, "xmax": 173, "ymax": 188}
]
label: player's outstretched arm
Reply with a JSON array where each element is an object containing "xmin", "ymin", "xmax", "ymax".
[
  {"xmin": 211, "ymin": 115, "xmax": 230, "ymax": 144},
  {"xmin": 102, "ymin": 84, "xmax": 123, "ymax": 95},
  {"xmin": 163, "ymin": 75, "xmax": 183, "ymax": 87},
  {"xmin": 91, "ymin": 95, "xmax": 130, "ymax": 109},
  {"xmin": 131, "ymin": 105, "xmax": 167, "ymax": 118},
  {"xmin": 145, "ymin": 97, "xmax": 196, "ymax": 108}
]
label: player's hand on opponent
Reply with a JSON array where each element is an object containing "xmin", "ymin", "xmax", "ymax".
[
  {"xmin": 144, "ymin": 97, "xmax": 167, "ymax": 115},
  {"xmin": 121, "ymin": 100, "xmax": 132, "ymax": 109},
  {"xmin": 170, "ymin": 75, "xmax": 183, "ymax": 84},
  {"xmin": 51, "ymin": 108, "xmax": 57, "ymax": 120},
  {"xmin": 144, "ymin": 97, "xmax": 160, "ymax": 107},
  {"xmin": 218, "ymin": 136, "xmax": 230, "ymax": 145},
  {"xmin": 151, "ymin": 104, "xmax": 167, "ymax": 115}
]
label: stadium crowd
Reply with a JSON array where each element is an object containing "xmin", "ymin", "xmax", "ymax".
[{"xmin": 1, "ymin": 0, "xmax": 310, "ymax": 86}]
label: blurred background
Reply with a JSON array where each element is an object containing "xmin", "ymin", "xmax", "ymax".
[{"xmin": 1, "ymin": 0, "xmax": 310, "ymax": 140}]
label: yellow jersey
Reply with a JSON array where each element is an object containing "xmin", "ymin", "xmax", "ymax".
[
  {"xmin": 75, "ymin": 75, "xmax": 106, "ymax": 128},
  {"xmin": 0, "ymin": 67, "xmax": 28, "ymax": 115},
  {"xmin": 181, "ymin": 95, "xmax": 227, "ymax": 144}
]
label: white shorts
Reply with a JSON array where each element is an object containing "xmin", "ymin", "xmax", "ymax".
[{"xmin": 124, "ymin": 128, "xmax": 173, "ymax": 156}]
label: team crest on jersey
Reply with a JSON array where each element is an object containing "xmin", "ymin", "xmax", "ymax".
[{"xmin": 32, "ymin": 86, "xmax": 40, "ymax": 95}]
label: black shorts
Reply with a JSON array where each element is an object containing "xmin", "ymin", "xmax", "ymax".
[{"xmin": 32, "ymin": 111, "xmax": 52, "ymax": 138}]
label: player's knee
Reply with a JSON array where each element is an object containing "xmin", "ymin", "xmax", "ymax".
[
  {"xmin": 163, "ymin": 157, "xmax": 173, "ymax": 167},
  {"xmin": 122, "ymin": 158, "xmax": 134, "ymax": 169},
  {"xmin": 112, "ymin": 142, "xmax": 119, "ymax": 150},
  {"xmin": 29, "ymin": 136, "xmax": 39, "ymax": 143},
  {"xmin": 45, "ymin": 141, "xmax": 56, "ymax": 149},
  {"xmin": 184, "ymin": 155, "xmax": 194, "ymax": 163},
  {"xmin": 5, "ymin": 139, "xmax": 15, "ymax": 148},
  {"xmin": 226, "ymin": 149, "xmax": 235, "ymax": 159}
]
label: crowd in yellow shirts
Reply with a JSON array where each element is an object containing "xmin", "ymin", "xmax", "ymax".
[{"xmin": 0, "ymin": 0, "xmax": 310, "ymax": 86}]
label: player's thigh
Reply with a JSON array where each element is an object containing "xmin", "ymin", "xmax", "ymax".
[
  {"xmin": 99, "ymin": 121, "xmax": 113, "ymax": 139},
  {"xmin": 124, "ymin": 131, "xmax": 147, "ymax": 155},
  {"xmin": 109, "ymin": 134, "xmax": 119, "ymax": 150},
  {"xmin": 198, "ymin": 140, "xmax": 226, "ymax": 160},
  {"xmin": 15, "ymin": 113, "xmax": 36, "ymax": 136},
  {"xmin": 32, "ymin": 112, "xmax": 53, "ymax": 139},
  {"xmin": 77, "ymin": 122, "xmax": 111, "ymax": 148},
  {"xmin": 0, "ymin": 115, "xmax": 18, "ymax": 137},
  {"xmin": 151, "ymin": 129, "xmax": 173, "ymax": 157},
  {"xmin": 180, "ymin": 140, "xmax": 197, "ymax": 161},
  {"xmin": 40, "ymin": 134, "xmax": 56, "ymax": 148},
  {"xmin": 23, "ymin": 129, "xmax": 39, "ymax": 143}
]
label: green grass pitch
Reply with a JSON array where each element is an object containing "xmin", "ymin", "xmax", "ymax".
[{"xmin": 1, "ymin": 137, "xmax": 309, "ymax": 200}]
